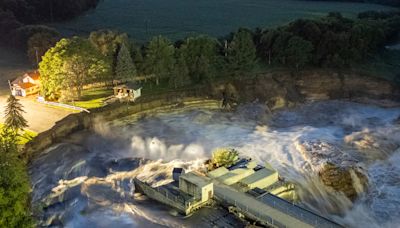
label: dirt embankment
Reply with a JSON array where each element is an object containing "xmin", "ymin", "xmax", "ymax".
[
  {"xmin": 215, "ymin": 70, "xmax": 400, "ymax": 110},
  {"xmin": 24, "ymin": 70, "xmax": 400, "ymax": 161}
]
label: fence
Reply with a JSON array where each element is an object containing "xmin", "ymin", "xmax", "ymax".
[
  {"xmin": 218, "ymin": 192, "xmax": 286, "ymax": 228},
  {"xmin": 37, "ymin": 98, "xmax": 90, "ymax": 113}
]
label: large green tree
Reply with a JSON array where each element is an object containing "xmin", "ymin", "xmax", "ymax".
[
  {"xmin": 0, "ymin": 128, "xmax": 33, "ymax": 228},
  {"xmin": 4, "ymin": 95, "xmax": 28, "ymax": 133},
  {"xmin": 89, "ymin": 30, "xmax": 129, "ymax": 57},
  {"xmin": 284, "ymin": 36, "xmax": 314, "ymax": 71},
  {"xmin": 227, "ymin": 29, "xmax": 257, "ymax": 76},
  {"xmin": 115, "ymin": 43, "xmax": 136, "ymax": 83},
  {"xmin": 169, "ymin": 48, "xmax": 191, "ymax": 89},
  {"xmin": 180, "ymin": 36, "xmax": 220, "ymax": 83},
  {"xmin": 39, "ymin": 37, "xmax": 111, "ymax": 100},
  {"xmin": 144, "ymin": 36, "xmax": 175, "ymax": 85}
]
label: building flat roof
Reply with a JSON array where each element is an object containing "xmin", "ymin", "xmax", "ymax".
[
  {"xmin": 208, "ymin": 167, "xmax": 229, "ymax": 178},
  {"xmin": 240, "ymin": 168, "xmax": 277, "ymax": 185},
  {"xmin": 180, "ymin": 172, "xmax": 212, "ymax": 187}
]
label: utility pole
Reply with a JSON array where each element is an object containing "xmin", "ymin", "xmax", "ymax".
[
  {"xmin": 8, "ymin": 80, "xmax": 12, "ymax": 94},
  {"xmin": 34, "ymin": 47, "xmax": 39, "ymax": 67}
]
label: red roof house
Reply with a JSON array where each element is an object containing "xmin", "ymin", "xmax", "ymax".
[{"xmin": 11, "ymin": 71, "xmax": 41, "ymax": 97}]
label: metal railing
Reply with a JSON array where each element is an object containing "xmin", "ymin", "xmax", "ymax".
[
  {"xmin": 216, "ymin": 188, "xmax": 342, "ymax": 228},
  {"xmin": 37, "ymin": 98, "xmax": 90, "ymax": 113}
]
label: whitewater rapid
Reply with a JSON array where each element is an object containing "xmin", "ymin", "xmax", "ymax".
[{"xmin": 30, "ymin": 101, "xmax": 400, "ymax": 227}]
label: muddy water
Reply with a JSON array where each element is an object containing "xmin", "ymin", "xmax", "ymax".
[{"xmin": 30, "ymin": 101, "xmax": 400, "ymax": 227}]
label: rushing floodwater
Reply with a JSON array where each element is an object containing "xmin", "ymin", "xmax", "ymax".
[
  {"xmin": 30, "ymin": 101, "xmax": 400, "ymax": 227},
  {"xmin": 52, "ymin": 0, "xmax": 394, "ymax": 41}
]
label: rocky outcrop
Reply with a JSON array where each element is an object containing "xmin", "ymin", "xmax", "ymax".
[
  {"xmin": 295, "ymin": 140, "xmax": 369, "ymax": 201},
  {"xmin": 214, "ymin": 70, "xmax": 400, "ymax": 111},
  {"xmin": 319, "ymin": 163, "xmax": 368, "ymax": 201}
]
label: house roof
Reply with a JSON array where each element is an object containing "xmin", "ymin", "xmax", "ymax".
[
  {"xmin": 18, "ymin": 82, "xmax": 38, "ymax": 89},
  {"xmin": 12, "ymin": 71, "xmax": 40, "ymax": 84},
  {"xmin": 114, "ymin": 82, "xmax": 142, "ymax": 90},
  {"xmin": 26, "ymin": 71, "xmax": 40, "ymax": 80}
]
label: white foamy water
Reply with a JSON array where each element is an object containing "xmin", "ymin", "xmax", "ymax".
[{"xmin": 30, "ymin": 101, "xmax": 400, "ymax": 227}]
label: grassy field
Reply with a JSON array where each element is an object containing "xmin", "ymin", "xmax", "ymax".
[
  {"xmin": 68, "ymin": 88, "xmax": 113, "ymax": 109},
  {"xmin": 52, "ymin": 0, "xmax": 394, "ymax": 42},
  {"xmin": 0, "ymin": 123, "xmax": 37, "ymax": 145}
]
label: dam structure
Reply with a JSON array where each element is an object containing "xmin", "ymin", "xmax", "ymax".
[{"xmin": 134, "ymin": 157, "xmax": 343, "ymax": 228}]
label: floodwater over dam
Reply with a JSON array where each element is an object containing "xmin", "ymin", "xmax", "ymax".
[{"xmin": 30, "ymin": 101, "xmax": 400, "ymax": 227}]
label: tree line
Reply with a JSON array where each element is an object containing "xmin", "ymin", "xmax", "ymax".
[{"xmin": 39, "ymin": 11, "xmax": 400, "ymax": 101}]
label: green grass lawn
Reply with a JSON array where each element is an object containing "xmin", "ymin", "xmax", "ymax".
[
  {"xmin": 0, "ymin": 123, "xmax": 37, "ymax": 145},
  {"xmin": 68, "ymin": 88, "xmax": 113, "ymax": 109}
]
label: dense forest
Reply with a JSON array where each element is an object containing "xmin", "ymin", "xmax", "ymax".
[{"xmin": 39, "ymin": 11, "xmax": 400, "ymax": 100}]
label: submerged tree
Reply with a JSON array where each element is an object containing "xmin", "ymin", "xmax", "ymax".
[
  {"xmin": 4, "ymin": 95, "xmax": 28, "ymax": 133},
  {"xmin": 115, "ymin": 43, "xmax": 137, "ymax": 83}
]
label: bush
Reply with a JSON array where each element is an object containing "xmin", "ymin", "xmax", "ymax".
[{"xmin": 208, "ymin": 148, "xmax": 240, "ymax": 170}]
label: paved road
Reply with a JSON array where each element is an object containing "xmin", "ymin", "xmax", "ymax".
[
  {"xmin": 0, "ymin": 46, "xmax": 73, "ymax": 133},
  {"xmin": 0, "ymin": 96, "xmax": 73, "ymax": 133}
]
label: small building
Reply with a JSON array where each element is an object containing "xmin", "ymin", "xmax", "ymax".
[
  {"xmin": 113, "ymin": 82, "xmax": 142, "ymax": 101},
  {"xmin": 10, "ymin": 71, "xmax": 40, "ymax": 97},
  {"xmin": 173, "ymin": 168, "xmax": 185, "ymax": 181},
  {"xmin": 179, "ymin": 172, "xmax": 214, "ymax": 203}
]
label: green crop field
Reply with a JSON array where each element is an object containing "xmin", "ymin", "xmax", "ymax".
[{"xmin": 52, "ymin": 0, "xmax": 394, "ymax": 42}]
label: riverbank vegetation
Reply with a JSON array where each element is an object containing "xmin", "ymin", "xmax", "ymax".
[
  {"xmin": 0, "ymin": 96, "xmax": 34, "ymax": 227},
  {"xmin": 37, "ymin": 11, "xmax": 400, "ymax": 102}
]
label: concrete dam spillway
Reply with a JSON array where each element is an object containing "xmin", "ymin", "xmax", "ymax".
[{"xmin": 30, "ymin": 100, "xmax": 400, "ymax": 227}]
